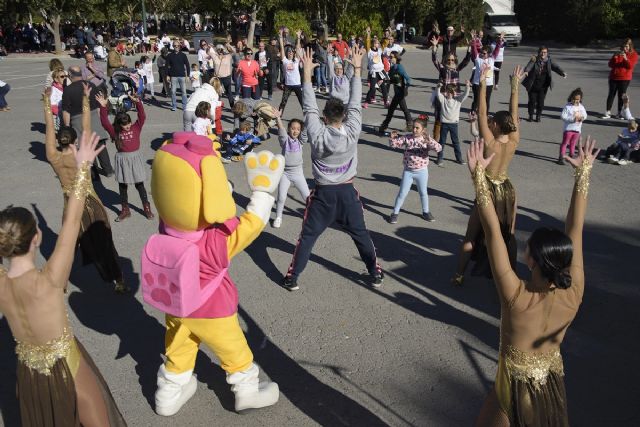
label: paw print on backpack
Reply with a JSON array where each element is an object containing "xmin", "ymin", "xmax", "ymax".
[
  {"xmin": 144, "ymin": 272, "xmax": 179, "ymax": 308},
  {"xmin": 244, "ymin": 150, "xmax": 284, "ymax": 194}
]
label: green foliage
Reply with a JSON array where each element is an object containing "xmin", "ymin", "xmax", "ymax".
[
  {"xmin": 273, "ymin": 10, "xmax": 311, "ymax": 37},
  {"xmin": 441, "ymin": 0, "xmax": 484, "ymax": 32},
  {"xmin": 514, "ymin": 0, "xmax": 638, "ymax": 45},
  {"xmin": 336, "ymin": 12, "xmax": 384, "ymax": 38}
]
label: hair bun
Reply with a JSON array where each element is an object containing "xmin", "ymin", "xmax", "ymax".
[
  {"xmin": 553, "ymin": 269, "xmax": 572, "ymax": 289},
  {"xmin": 0, "ymin": 228, "xmax": 17, "ymax": 258}
]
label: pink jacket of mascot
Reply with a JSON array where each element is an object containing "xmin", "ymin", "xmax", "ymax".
[{"xmin": 142, "ymin": 131, "xmax": 284, "ymax": 416}]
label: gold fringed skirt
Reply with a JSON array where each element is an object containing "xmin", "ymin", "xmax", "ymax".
[
  {"xmin": 16, "ymin": 333, "xmax": 127, "ymax": 426},
  {"xmin": 495, "ymin": 345, "xmax": 569, "ymax": 427},
  {"xmin": 471, "ymin": 176, "xmax": 517, "ymax": 277}
]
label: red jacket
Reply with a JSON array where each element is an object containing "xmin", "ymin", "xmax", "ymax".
[{"xmin": 609, "ymin": 50, "xmax": 638, "ymax": 81}]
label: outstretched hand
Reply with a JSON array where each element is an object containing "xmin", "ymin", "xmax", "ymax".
[
  {"xmin": 510, "ymin": 65, "xmax": 525, "ymax": 84},
  {"xmin": 467, "ymin": 138, "xmax": 495, "ymax": 174},
  {"xmin": 95, "ymin": 92, "xmax": 108, "ymax": 108},
  {"xmin": 73, "ymin": 131, "xmax": 105, "ymax": 168},
  {"xmin": 479, "ymin": 63, "xmax": 491, "ymax": 81},
  {"xmin": 350, "ymin": 45, "xmax": 364, "ymax": 68},
  {"xmin": 564, "ymin": 136, "xmax": 599, "ymax": 168},
  {"xmin": 42, "ymin": 87, "xmax": 52, "ymax": 102},
  {"xmin": 82, "ymin": 82, "xmax": 91, "ymax": 98},
  {"xmin": 301, "ymin": 47, "xmax": 319, "ymax": 71},
  {"xmin": 430, "ymin": 36, "xmax": 438, "ymax": 48}
]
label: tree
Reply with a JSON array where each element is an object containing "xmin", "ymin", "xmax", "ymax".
[
  {"xmin": 29, "ymin": 0, "xmax": 80, "ymax": 54},
  {"xmin": 441, "ymin": 0, "xmax": 484, "ymax": 32}
]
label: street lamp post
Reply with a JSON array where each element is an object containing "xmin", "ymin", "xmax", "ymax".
[{"xmin": 141, "ymin": 0, "xmax": 148, "ymax": 35}]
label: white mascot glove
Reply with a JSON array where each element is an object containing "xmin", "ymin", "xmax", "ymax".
[{"xmin": 244, "ymin": 151, "xmax": 285, "ymax": 224}]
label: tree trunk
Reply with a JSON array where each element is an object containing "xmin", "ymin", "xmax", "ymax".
[
  {"xmin": 247, "ymin": 5, "xmax": 259, "ymax": 49},
  {"xmin": 51, "ymin": 15, "xmax": 62, "ymax": 55}
]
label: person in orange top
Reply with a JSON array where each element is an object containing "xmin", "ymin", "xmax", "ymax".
[
  {"xmin": 604, "ymin": 38, "xmax": 638, "ymax": 119},
  {"xmin": 330, "ymin": 33, "xmax": 349, "ymax": 60},
  {"xmin": 236, "ymin": 47, "xmax": 261, "ymax": 100}
]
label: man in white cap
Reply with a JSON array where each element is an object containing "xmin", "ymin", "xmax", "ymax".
[{"xmin": 439, "ymin": 24, "xmax": 465, "ymax": 60}]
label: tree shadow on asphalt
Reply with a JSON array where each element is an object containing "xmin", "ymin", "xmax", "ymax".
[{"xmin": 0, "ymin": 317, "xmax": 20, "ymax": 426}]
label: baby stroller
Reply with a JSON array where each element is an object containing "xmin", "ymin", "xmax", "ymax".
[{"xmin": 109, "ymin": 69, "xmax": 144, "ymax": 113}]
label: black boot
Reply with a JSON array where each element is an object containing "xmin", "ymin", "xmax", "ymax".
[{"xmin": 535, "ymin": 114, "xmax": 541, "ymax": 123}]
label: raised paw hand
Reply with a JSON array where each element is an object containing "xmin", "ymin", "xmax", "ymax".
[{"xmin": 245, "ymin": 150, "xmax": 284, "ymax": 193}]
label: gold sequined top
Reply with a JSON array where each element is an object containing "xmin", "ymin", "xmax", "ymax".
[
  {"xmin": 503, "ymin": 344, "xmax": 564, "ymax": 388},
  {"xmin": 15, "ymin": 326, "xmax": 74, "ymax": 376}
]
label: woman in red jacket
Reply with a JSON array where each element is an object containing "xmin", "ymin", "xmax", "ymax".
[{"xmin": 604, "ymin": 38, "xmax": 638, "ymax": 119}]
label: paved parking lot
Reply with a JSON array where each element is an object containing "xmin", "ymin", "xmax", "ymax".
[{"xmin": 0, "ymin": 45, "xmax": 638, "ymax": 426}]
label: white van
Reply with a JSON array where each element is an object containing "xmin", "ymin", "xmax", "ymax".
[{"xmin": 483, "ymin": 0, "xmax": 522, "ymax": 46}]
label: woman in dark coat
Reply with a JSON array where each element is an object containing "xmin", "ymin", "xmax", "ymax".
[{"xmin": 522, "ymin": 46, "xmax": 567, "ymax": 122}]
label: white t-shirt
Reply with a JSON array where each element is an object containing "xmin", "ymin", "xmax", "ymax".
[
  {"xmin": 143, "ymin": 62, "xmax": 154, "ymax": 84},
  {"xmin": 282, "ymin": 58, "xmax": 301, "ymax": 86},
  {"xmin": 473, "ymin": 57, "xmax": 496, "ymax": 86},
  {"xmin": 93, "ymin": 45, "xmax": 107, "ymax": 59},
  {"xmin": 198, "ymin": 48, "xmax": 210, "ymax": 69},
  {"xmin": 160, "ymin": 36, "xmax": 171, "ymax": 48},
  {"xmin": 258, "ymin": 51, "xmax": 268, "ymax": 68},
  {"xmin": 383, "ymin": 43, "xmax": 403, "ymax": 57},
  {"xmin": 190, "ymin": 70, "xmax": 201, "ymax": 88},
  {"xmin": 490, "ymin": 43, "xmax": 505, "ymax": 62},
  {"xmin": 193, "ymin": 117, "xmax": 212, "ymax": 136},
  {"xmin": 368, "ymin": 49, "xmax": 384, "ymax": 73},
  {"xmin": 185, "ymin": 83, "xmax": 219, "ymax": 118}
]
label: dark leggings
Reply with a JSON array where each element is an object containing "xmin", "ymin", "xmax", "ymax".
[
  {"xmin": 279, "ymin": 85, "xmax": 303, "ymax": 115},
  {"xmin": 218, "ymin": 75, "xmax": 235, "ymax": 108},
  {"xmin": 382, "ymin": 86, "xmax": 412, "ymax": 126},
  {"xmin": 494, "ymin": 61, "xmax": 503, "ymax": 86},
  {"xmin": 119, "ymin": 182, "xmax": 148, "ymax": 205},
  {"xmin": 527, "ymin": 86, "xmax": 548, "ymax": 117},
  {"xmin": 366, "ymin": 72, "xmax": 389, "ymax": 103},
  {"xmin": 472, "ymin": 84, "xmax": 494, "ymax": 112},
  {"xmin": 606, "ymin": 79, "xmax": 630, "ymax": 113}
]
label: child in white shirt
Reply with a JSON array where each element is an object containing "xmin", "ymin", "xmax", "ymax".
[
  {"xmin": 192, "ymin": 101, "xmax": 213, "ymax": 136},
  {"xmin": 559, "ymin": 88, "xmax": 587, "ymax": 164},
  {"xmin": 189, "ymin": 63, "xmax": 201, "ymax": 89}
]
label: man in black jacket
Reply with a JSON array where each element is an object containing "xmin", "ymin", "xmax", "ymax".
[
  {"xmin": 522, "ymin": 47, "xmax": 567, "ymax": 122},
  {"xmin": 166, "ymin": 40, "xmax": 190, "ymax": 111},
  {"xmin": 255, "ymin": 41, "xmax": 272, "ymax": 100},
  {"xmin": 439, "ymin": 25, "xmax": 465, "ymax": 61}
]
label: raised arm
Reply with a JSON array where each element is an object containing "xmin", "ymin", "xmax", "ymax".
[
  {"xmin": 563, "ymin": 137, "xmax": 599, "ymax": 295},
  {"xmin": 343, "ymin": 45, "xmax": 364, "ymax": 140},
  {"xmin": 430, "ymin": 38, "xmax": 442, "ymax": 70},
  {"xmin": 457, "ymin": 46, "xmax": 472, "ymax": 70},
  {"xmin": 467, "ymin": 140, "xmax": 520, "ymax": 300},
  {"xmin": 477, "ymin": 66, "xmax": 493, "ymax": 142},
  {"xmin": 491, "ymin": 37, "xmax": 503, "ymax": 59},
  {"xmin": 278, "ymin": 31, "xmax": 286, "ymax": 61},
  {"xmin": 95, "ymin": 92, "xmax": 116, "ymax": 139},
  {"xmin": 300, "ymin": 47, "xmax": 323, "ymax": 143},
  {"xmin": 43, "ymin": 88, "xmax": 58, "ymax": 161},
  {"xmin": 509, "ymin": 66, "xmax": 525, "ymax": 137},
  {"xmin": 81, "ymin": 83, "xmax": 92, "ymax": 134},
  {"xmin": 46, "ymin": 132, "xmax": 104, "ymax": 287}
]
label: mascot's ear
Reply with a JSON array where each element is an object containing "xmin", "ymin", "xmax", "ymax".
[{"xmin": 201, "ymin": 155, "xmax": 236, "ymax": 223}]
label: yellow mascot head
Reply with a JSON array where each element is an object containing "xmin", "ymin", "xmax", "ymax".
[{"xmin": 151, "ymin": 132, "xmax": 235, "ymax": 231}]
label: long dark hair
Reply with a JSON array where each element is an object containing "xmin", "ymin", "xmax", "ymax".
[
  {"xmin": 527, "ymin": 228, "xmax": 573, "ymax": 289},
  {"xmin": 113, "ymin": 112, "xmax": 132, "ymax": 147},
  {"xmin": 57, "ymin": 126, "xmax": 77, "ymax": 148}
]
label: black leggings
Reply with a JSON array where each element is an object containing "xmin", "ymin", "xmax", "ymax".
[
  {"xmin": 382, "ymin": 86, "xmax": 412, "ymax": 127},
  {"xmin": 527, "ymin": 86, "xmax": 549, "ymax": 117},
  {"xmin": 606, "ymin": 79, "xmax": 630, "ymax": 113},
  {"xmin": 279, "ymin": 85, "xmax": 303, "ymax": 115},
  {"xmin": 366, "ymin": 72, "xmax": 389, "ymax": 103},
  {"xmin": 472, "ymin": 84, "xmax": 494, "ymax": 113},
  {"xmin": 119, "ymin": 182, "xmax": 148, "ymax": 205},
  {"xmin": 494, "ymin": 61, "xmax": 503, "ymax": 86},
  {"xmin": 218, "ymin": 75, "xmax": 235, "ymax": 108}
]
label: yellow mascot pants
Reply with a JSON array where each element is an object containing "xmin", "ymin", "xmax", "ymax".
[{"xmin": 164, "ymin": 313, "xmax": 254, "ymax": 374}]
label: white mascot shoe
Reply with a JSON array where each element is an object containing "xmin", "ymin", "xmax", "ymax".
[
  {"xmin": 155, "ymin": 365, "xmax": 197, "ymax": 416},
  {"xmin": 227, "ymin": 363, "xmax": 279, "ymax": 412}
]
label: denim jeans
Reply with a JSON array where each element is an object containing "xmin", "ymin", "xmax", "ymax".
[
  {"xmin": 0, "ymin": 83, "xmax": 9, "ymax": 108},
  {"xmin": 437, "ymin": 122, "xmax": 462, "ymax": 163},
  {"xmin": 170, "ymin": 76, "xmax": 187, "ymax": 110},
  {"xmin": 314, "ymin": 64, "xmax": 327, "ymax": 88},
  {"xmin": 393, "ymin": 167, "xmax": 430, "ymax": 214}
]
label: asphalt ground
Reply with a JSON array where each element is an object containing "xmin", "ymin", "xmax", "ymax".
[{"xmin": 0, "ymin": 45, "xmax": 638, "ymax": 426}]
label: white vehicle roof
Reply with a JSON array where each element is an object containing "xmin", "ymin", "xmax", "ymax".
[{"xmin": 484, "ymin": 0, "xmax": 514, "ymax": 14}]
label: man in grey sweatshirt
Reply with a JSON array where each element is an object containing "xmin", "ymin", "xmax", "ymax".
[{"xmin": 282, "ymin": 46, "xmax": 383, "ymax": 291}]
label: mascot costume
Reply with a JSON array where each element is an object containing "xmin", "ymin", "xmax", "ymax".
[{"xmin": 141, "ymin": 131, "xmax": 284, "ymax": 416}]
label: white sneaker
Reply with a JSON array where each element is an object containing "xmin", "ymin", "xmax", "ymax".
[
  {"xmin": 607, "ymin": 155, "xmax": 619, "ymax": 164},
  {"xmin": 617, "ymin": 159, "xmax": 629, "ymax": 165},
  {"xmin": 155, "ymin": 365, "xmax": 197, "ymax": 416},
  {"xmin": 227, "ymin": 364, "xmax": 279, "ymax": 412},
  {"xmin": 603, "ymin": 111, "xmax": 611, "ymax": 119},
  {"xmin": 272, "ymin": 217, "xmax": 282, "ymax": 228}
]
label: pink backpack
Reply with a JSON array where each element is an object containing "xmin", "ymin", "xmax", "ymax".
[{"xmin": 141, "ymin": 233, "xmax": 227, "ymax": 317}]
